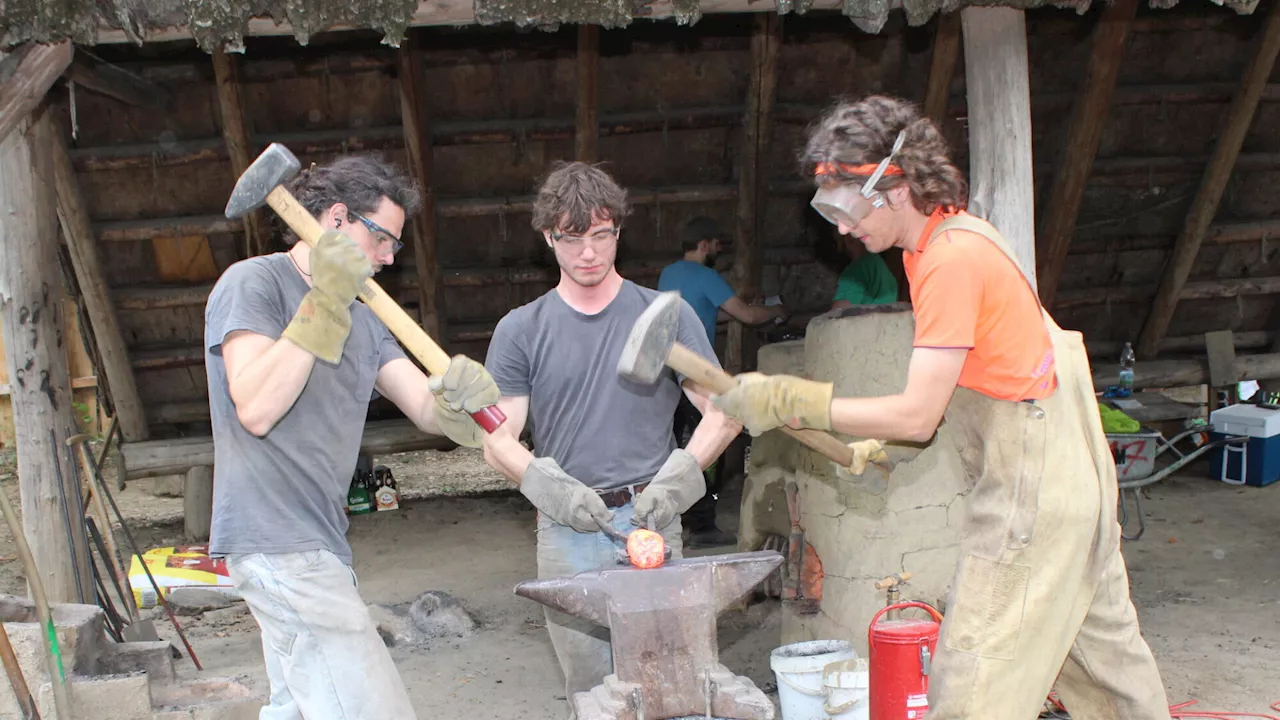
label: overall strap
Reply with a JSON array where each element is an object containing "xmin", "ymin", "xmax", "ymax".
[{"xmin": 928, "ymin": 214, "xmax": 1060, "ymax": 332}]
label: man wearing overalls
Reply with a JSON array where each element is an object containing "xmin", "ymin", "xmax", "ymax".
[{"xmin": 711, "ymin": 95, "xmax": 1173, "ymax": 719}]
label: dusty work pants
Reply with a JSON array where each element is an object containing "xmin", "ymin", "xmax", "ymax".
[
  {"xmin": 536, "ymin": 501, "xmax": 684, "ymax": 717},
  {"xmin": 927, "ymin": 385, "xmax": 1171, "ymax": 720},
  {"xmin": 227, "ymin": 550, "xmax": 417, "ymax": 720}
]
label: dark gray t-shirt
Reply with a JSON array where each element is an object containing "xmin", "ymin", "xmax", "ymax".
[
  {"xmin": 204, "ymin": 253, "xmax": 406, "ymax": 564},
  {"xmin": 485, "ymin": 280, "xmax": 718, "ymax": 490}
]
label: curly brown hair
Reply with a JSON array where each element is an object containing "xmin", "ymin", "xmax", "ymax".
[
  {"xmin": 531, "ymin": 161, "xmax": 632, "ymax": 234},
  {"xmin": 799, "ymin": 95, "xmax": 967, "ymax": 215}
]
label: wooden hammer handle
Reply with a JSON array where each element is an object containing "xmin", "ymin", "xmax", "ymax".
[
  {"xmin": 667, "ymin": 344, "xmax": 855, "ymax": 468},
  {"xmin": 263, "ymin": 185, "xmax": 506, "ymax": 433}
]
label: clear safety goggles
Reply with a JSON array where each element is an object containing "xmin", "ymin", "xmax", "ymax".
[{"xmin": 809, "ymin": 131, "xmax": 906, "ymax": 228}]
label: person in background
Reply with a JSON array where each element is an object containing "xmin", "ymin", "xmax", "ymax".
[
  {"xmin": 658, "ymin": 216, "xmax": 788, "ymax": 547},
  {"xmin": 831, "ymin": 233, "xmax": 899, "ymax": 310}
]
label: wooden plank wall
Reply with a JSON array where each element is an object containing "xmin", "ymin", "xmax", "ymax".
[{"xmin": 47, "ymin": 4, "xmax": 1280, "ymax": 437}]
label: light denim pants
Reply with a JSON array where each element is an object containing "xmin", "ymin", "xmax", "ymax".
[
  {"xmin": 226, "ymin": 550, "xmax": 417, "ymax": 720},
  {"xmin": 536, "ymin": 502, "xmax": 683, "ymax": 715}
]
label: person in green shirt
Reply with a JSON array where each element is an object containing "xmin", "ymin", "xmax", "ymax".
[{"xmin": 831, "ymin": 235, "xmax": 899, "ymax": 309}]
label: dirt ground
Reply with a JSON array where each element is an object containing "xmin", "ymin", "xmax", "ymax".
[{"xmin": 0, "ymin": 444, "xmax": 1278, "ymax": 717}]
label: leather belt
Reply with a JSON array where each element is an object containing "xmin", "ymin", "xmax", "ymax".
[{"xmin": 596, "ymin": 482, "xmax": 649, "ymax": 509}]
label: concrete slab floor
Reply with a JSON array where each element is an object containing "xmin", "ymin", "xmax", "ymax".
[{"xmin": 3, "ymin": 449, "xmax": 1277, "ymax": 717}]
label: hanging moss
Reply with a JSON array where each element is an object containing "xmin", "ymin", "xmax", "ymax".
[{"xmin": 0, "ymin": 0, "xmax": 101, "ymax": 45}]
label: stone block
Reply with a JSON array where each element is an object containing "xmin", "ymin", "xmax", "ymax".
[
  {"xmin": 33, "ymin": 672, "xmax": 154, "ymax": 720},
  {"xmin": 151, "ymin": 474, "xmax": 186, "ymax": 497}
]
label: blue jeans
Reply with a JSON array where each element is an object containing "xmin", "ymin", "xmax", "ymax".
[
  {"xmin": 227, "ymin": 550, "xmax": 417, "ymax": 720},
  {"xmin": 536, "ymin": 502, "xmax": 684, "ymax": 713}
]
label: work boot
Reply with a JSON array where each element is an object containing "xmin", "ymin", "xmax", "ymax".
[{"xmin": 684, "ymin": 526, "xmax": 737, "ymax": 549}]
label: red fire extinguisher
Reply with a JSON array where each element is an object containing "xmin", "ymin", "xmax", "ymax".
[{"xmin": 868, "ymin": 601, "xmax": 944, "ymax": 720}]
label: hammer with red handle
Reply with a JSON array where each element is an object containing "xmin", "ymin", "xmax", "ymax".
[{"xmin": 224, "ymin": 143, "xmax": 506, "ymax": 433}]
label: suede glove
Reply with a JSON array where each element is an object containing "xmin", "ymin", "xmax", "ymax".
[
  {"xmin": 282, "ymin": 230, "xmax": 372, "ymax": 364},
  {"xmin": 429, "ymin": 355, "xmax": 501, "ymax": 448},
  {"xmin": 835, "ymin": 438, "xmax": 894, "ymax": 495},
  {"xmin": 521, "ymin": 457, "xmax": 614, "ymax": 533},
  {"xmin": 711, "ymin": 372, "xmax": 834, "ymax": 436},
  {"xmin": 632, "ymin": 448, "xmax": 705, "ymax": 531}
]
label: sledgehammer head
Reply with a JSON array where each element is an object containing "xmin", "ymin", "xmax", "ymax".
[
  {"xmin": 618, "ymin": 291, "xmax": 682, "ymax": 385},
  {"xmin": 225, "ymin": 143, "xmax": 302, "ymax": 219}
]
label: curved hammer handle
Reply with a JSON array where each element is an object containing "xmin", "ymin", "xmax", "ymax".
[
  {"xmin": 666, "ymin": 344, "xmax": 854, "ymax": 468},
  {"xmin": 263, "ymin": 186, "xmax": 506, "ymax": 432}
]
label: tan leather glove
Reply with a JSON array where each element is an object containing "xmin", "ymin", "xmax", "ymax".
[
  {"xmin": 429, "ymin": 355, "xmax": 501, "ymax": 448},
  {"xmin": 835, "ymin": 439, "xmax": 894, "ymax": 495},
  {"xmin": 521, "ymin": 457, "xmax": 614, "ymax": 533},
  {"xmin": 711, "ymin": 372, "xmax": 834, "ymax": 436},
  {"xmin": 283, "ymin": 231, "xmax": 372, "ymax": 364},
  {"xmin": 632, "ymin": 449, "xmax": 705, "ymax": 531}
]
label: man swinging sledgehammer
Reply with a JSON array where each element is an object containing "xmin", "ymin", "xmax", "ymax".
[{"xmin": 709, "ymin": 95, "xmax": 1174, "ymax": 720}]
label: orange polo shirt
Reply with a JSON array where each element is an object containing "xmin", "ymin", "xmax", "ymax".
[{"xmin": 901, "ymin": 209, "xmax": 1057, "ymax": 402}]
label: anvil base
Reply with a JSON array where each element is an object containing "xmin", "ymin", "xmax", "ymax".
[{"xmin": 572, "ymin": 665, "xmax": 775, "ymax": 720}]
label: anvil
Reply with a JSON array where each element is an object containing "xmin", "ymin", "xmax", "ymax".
[{"xmin": 515, "ymin": 550, "xmax": 784, "ymax": 720}]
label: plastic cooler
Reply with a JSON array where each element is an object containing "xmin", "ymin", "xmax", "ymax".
[{"xmin": 1206, "ymin": 404, "xmax": 1280, "ymax": 487}]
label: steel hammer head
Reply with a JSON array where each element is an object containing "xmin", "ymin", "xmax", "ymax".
[
  {"xmin": 618, "ymin": 291, "xmax": 682, "ymax": 385},
  {"xmin": 225, "ymin": 143, "xmax": 302, "ymax": 219}
]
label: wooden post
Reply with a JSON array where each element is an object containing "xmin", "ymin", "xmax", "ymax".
[
  {"xmin": 398, "ymin": 31, "xmax": 446, "ymax": 341},
  {"xmin": 184, "ymin": 466, "xmax": 214, "ymax": 541},
  {"xmin": 0, "ymin": 42, "xmax": 72, "ymax": 145},
  {"xmin": 50, "ymin": 124, "xmax": 151, "ymax": 443},
  {"xmin": 923, "ymin": 12, "xmax": 962, "ymax": 125},
  {"xmin": 727, "ymin": 13, "xmax": 781, "ymax": 375},
  {"xmin": 1036, "ymin": 0, "xmax": 1139, "ymax": 307},
  {"xmin": 575, "ymin": 24, "xmax": 600, "ymax": 162},
  {"xmin": 1137, "ymin": 4, "xmax": 1280, "ymax": 359},
  {"xmin": 960, "ymin": 8, "xmax": 1038, "ymax": 289},
  {"xmin": 0, "ymin": 108, "xmax": 94, "ymax": 604},
  {"xmin": 212, "ymin": 47, "xmax": 270, "ymax": 258}
]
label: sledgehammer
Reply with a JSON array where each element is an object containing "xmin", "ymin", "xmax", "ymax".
[
  {"xmin": 225, "ymin": 143, "xmax": 505, "ymax": 432},
  {"xmin": 618, "ymin": 292, "xmax": 854, "ymax": 468}
]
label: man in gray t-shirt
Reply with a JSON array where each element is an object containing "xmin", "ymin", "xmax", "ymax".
[
  {"xmin": 481, "ymin": 161, "xmax": 741, "ymax": 712},
  {"xmin": 204, "ymin": 154, "xmax": 501, "ymax": 719}
]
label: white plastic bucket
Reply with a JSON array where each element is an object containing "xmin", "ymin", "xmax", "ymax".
[
  {"xmin": 769, "ymin": 639, "xmax": 860, "ymax": 720},
  {"xmin": 822, "ymin": 658, "xmax": 870, "ymax": 720}
]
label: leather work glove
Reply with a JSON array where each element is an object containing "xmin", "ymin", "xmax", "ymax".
[
  {"xmin": 521, "ymin": 457, "xmax": 614, "ymax": 533},
  {"xmin": 283, "ymin": 231, "xmax": 373, "ymax": 364},
  {"xmin": 632, "ymin": 449, "xmax": 705, "ymax": 531},
  {"xmin": 835, "ymin": 439, "xmax": 898, "ymax": 496},
  {"xmin": 428, "ymin": 355, "xmax": 501, "ymax": 448},
  {"xmin": 711, "ymin": 372, "xmax": 834, "ymax": 437}
]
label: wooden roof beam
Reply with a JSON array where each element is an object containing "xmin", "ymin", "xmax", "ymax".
[
  {"xmin": 64, "ymin": 54, "xmax": 173, "ymax": 110},
  {"xmin": 1136, "ymin": 2, "xmax": 1280, "ymax": 359},
  {"xmin": 922, "ymin": 12, "xmax": 961, "ymax": 125},
  {"xmin": 1035, "ymin": 0, "xmax": 1139, "ymax": 307},
  {"xmin": 0, "ymin": 41, "xmax": 73, "ymax": 145},
  {"xmin": 398, "ymin": 30, "xmax": 446, "ymax": 342},
  {"xmin": 213, "ymin": 47, "xmax": 271, "ymax": 259},
  {"xmin": 575, "ymin": 25, "xmax": 600, "ymax": 163}
]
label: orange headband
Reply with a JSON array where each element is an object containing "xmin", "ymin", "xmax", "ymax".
[{"xmin": 814, "ymin": 162, "xmax": 904, "ymax": 178}]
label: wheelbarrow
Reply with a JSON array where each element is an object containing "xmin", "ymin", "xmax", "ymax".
[{"xmin": 1109, "ymin": 426, "xmax": 1248, "ymax": 541}]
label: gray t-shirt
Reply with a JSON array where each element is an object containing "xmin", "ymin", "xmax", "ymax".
[
  {"xmin": 485, "ymin": 280, "xmax": 718, "ymax": 490},
  {"xmin": 204, "ymin": 253, "xmax": 406, "ymax": 564}
]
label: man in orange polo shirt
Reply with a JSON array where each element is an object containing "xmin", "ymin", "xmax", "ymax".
[{"xmin": 711, "ymin": 95, "xmax": 1172, "ymax": 720}]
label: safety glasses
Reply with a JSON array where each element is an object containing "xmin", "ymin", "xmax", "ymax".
[
  {"xmin": 810, "ymin": 131, "xmax": 906, "ymax": 228},
  {"xmin": 349, "ymin": 211, "xmax": 404, "ymax": 256}
]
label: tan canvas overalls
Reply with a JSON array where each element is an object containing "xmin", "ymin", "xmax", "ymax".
[{"xmin": 922, "ymin": 216, "xmax": 1172, "ymax": 720}]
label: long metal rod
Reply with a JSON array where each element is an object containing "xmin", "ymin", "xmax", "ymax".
[
  {"xmin": 0, "ymin": 488, "xmax": 72, "ymax": 719},
  {"xmin": 0, "ymin": 621, "xmax": 40, "ymax": 719},
  {"xmin": 80, "ymin": 446, "xmax": 202, "ymax": 669},
  {"xmin": 50, "ymin": 430, "xmax": 87, "ymax": 605},
  {"xmin": 69, "ymin": 436, "xmax": 141, "ymax": 622}
]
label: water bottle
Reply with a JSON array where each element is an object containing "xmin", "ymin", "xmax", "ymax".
[{"xmin": 1118, "ymin": 342, "xmax": 1136, "ymax": 395}]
